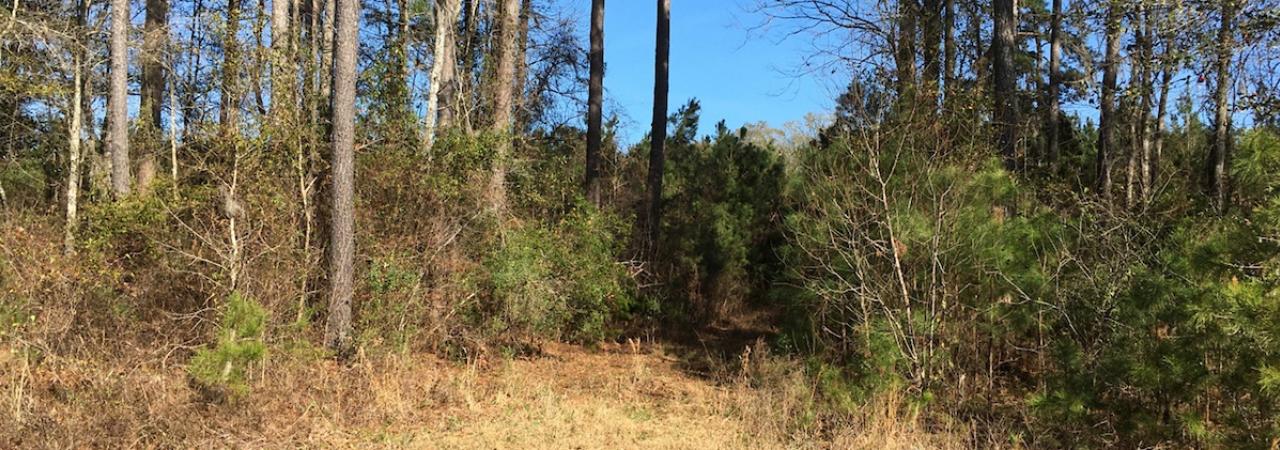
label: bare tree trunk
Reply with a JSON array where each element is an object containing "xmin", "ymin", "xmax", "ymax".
[
  {"xmin": 1151, "ymin": 61, "xmax": 1172, "ymax": 195},
  {"xmin": 992, "ymin": 0, "xmax": 1017, "ymax": 170},
  {"xmin": 457, "ymin": 0, "xmax": 479, "ymax": 131},
  {"xmin": 109, "ymin": 0, "xmax": 131, "ymax": 197},
  {"xmin": 1097, "ymin": 0, "xmax": 1122, "ymax": 201},
  {"xmin": 487, "ymin": 0, "xmax": 520, "ymax": 213},
  {"xmin": 65, "ymin": 54, "xmax": 84, "ymax": 255},
  {"xmin": 1045, "ymin": 0, "xmax": 1060, "ymax": 171},
  {"xmin": 222, "ymin": 0, "xmax": 244, "ymax": 138},
  {"xmin": 425, "ymin": 0, "xmax": 460, "ymax": 149},
  {"xmin": 646, "ymin": 0, "xmax": 670, "ymax": 250},
  {"xmin": 1137, "ymin": 5, "xmax": 1154, "ymax": 202},
  {"xmin": 138, "ymin": 0, "xmax": 167, "ymax": 194},
  {"xmin": 271, "ymin": 0, "xmax": 293, "ymax": 123},
  {"xmin": 921, "ymin": 0, "xmax": 941, "ymax": 106},
  {"xmin": 1209, "ymin": 0, "xmax": 1234, "ymax": 212},
  {"xmin": 512, "ymin": 0, "xmax": 532, "ymax": 131},
  {"xmin": 894, "ymin": 0, "xmax": 918, "ymax": 98},
  {"xmin": 942, "ymin": 0, "xmax": 955, "ymax": 99},
  {"xmin": 585, "ymin": 0, "xmax": 604, "ymax": 207},
  {"xmin": 325, "ymin": 0, "xmax": 359, "ymax": 356}
]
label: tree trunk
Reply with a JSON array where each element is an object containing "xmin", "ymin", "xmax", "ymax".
[
  {"xmin": 992, "ymin": 0, "xmax": 1017, "ymax": 170},
  {"xmin": 513, "ymin": 0, "xmax": 532, "ymax": 131},
  {"xmin": 1097, "ymin": 0, "xmax": 1122, "ymax": 200},
  {"xmin": 65, "ymin": 53, "xmax": 84, "ymax": 255},
  {"xmin": 425, "ymin": 0, "xmax": 460, "ymax": 148},
  {"xmin": 646, "ymin": 0, "xmax": 670, "ymax": 250},
  {"xmin": 1045, "ymin": 0, "xmax": 1061, "ymax": 171},
  {"xmin": 585, "ymin": 0, "xmax": 604, "ymax": 206},
  {"xmin": 487, "ymin": 0, "xmax": 520, "ymax": 213},
  {"xmin": 325, "ymin": 0, "xmax": 359, "ymax": 356},
  {"xmin": 457, "ymin": 0, "xmax": 479, "ymax": 131},
  {"xmin": 1151, "ymin": 61, "xmax": 1172, "ymax": 194},
  {"xmin": 894, "ymin": 0, "xmax": 918, "ymax": 98},
  {"xmin": 138, "ymin": 0, "xmax": 168, "ymax": 194},
  {"xmin": 921, "ymin": 0, "xmax": 941, "ymax": 106},
  {"xmin": 109, "ymin": 0, "xmax": 131, "ymax": 197},
  {"xmin": 942, "ymin": 0, "xmax": 955, "ymax": 100},
  {"xmin": 1137, "ymin": 5, "xmax": 1154, "ymax": 202},
  {"xmin": 1209, "ymin": 0, "xmax": 1234, "ymax": 212},
  {"xmin": 222, "ymin": 0, "xmax": 244, "ymax": 138},
  {"xmin": 271, "ymin": 0, "xmax": 293, "ymax": 123}
]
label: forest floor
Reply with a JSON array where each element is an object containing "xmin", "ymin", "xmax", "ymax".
[{"xmin": 3, "ymin": 310, "xmax": 965, "ymax": 449}]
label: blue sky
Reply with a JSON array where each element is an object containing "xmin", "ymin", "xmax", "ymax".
[{"xmin": 578, "ymin": 1, "xmax": 838, "ymax": 145}]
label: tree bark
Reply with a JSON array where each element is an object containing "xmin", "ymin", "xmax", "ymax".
[
  {"xmin": 646, "ymin": 0, "xmax": 670, "ymax": 250},
  {"xmin": 325, "ymin": 0, "xmax": 359, "ymax": 356},
  {"xmin": 65, "ymin": 53, "xmax": 84, "ymax": 255},
  {"xmin": 894, "ymin": 0, "xmax": 918, "ymax": 98},
  {"xmin": 942, "ymin": 0, "xmax": 955, "ymax": 100},
  {"xmin": 271, "ymin": 0, "xmax": 293, "ymax": 123},
  {"xmin": 1137, "ymin": 5, "xmax": 1154, "ymax": 202},
  {"xmin": 1045, "ymin": 0, "xmax": 1061, "ymax": 171},
  {"xmin": 992, "ymin": 0, "xmax": 1018, "ymax": 170},
  {"xmin": 487, "ymin": 0, "xmax": 520, "ymax": 213},
  {"xmin": 221, "ymin": 0, "xmax": 245, "ymax": 138},
  {"xmin": 1209, "ymin": 0, "xmax": 1234, "ymax": 212},
  {"xmin": 585, "ymin": 0, "xmax": 604, "ymax": 206},
  {"xmin": 921, "ymin": 0, "xmax": 941, "ymax": 105},
  {"xmin": 513, "ymin": 0, "xmax": 532, "ymax": 131},
  {"xmin": 109, "ymin": 0, "xmax": 131, "ymax": 197},
  {"xmin": 1097, "ymin": 0, "xmax": 1122, "ymax": 200},
  {"xmin": 425, "ymin": 0, "xmax": 460, "ymax": 148},
  {"xmin": 138, "ymin": 0, "xmax": 168, "ymax": 194}
]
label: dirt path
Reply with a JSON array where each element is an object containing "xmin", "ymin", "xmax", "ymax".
[{"xmin": 408, "ymin": 342, "xmax": 769, "ymax": 449}]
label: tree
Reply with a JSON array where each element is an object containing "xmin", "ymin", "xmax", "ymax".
[
  {"xmin": 646, "ymin": 0, "xmax": 669, "ymax": 249},
  {"xmin": 325, "ymin": 0, "xmax": 359, "ymax": 355},
  {"xmin": 585, "ymin": 0, "xmax": 604, "ymax": 206},
  {"xmin": 270, "ymin": 0, "xmax": 293, "ymax": 123},
  {"xmin": 1208, "ymin": 0, "xmax": 1236, "ymax": 212},
  {"xmin": 992, "ymin": 0, "xmax": 1017, "ymax": 170},
  {"xmin": 108, "ymin": 0, "xmax": 131, "ymax": 197},
  {"xmin": 1045, "ymin": 0, "xmax": 1061, "ymax": 170},
  {"xmin": 424, "ymin": 0, "xmax": 460, "ymax": 149},
  {"xmin": 487, "ymin": 0, "xmax": 520, "ymax": 212},
  {"xmin": 1097, "ymin": 0, "xmax": 1122, "ymax": 200},
  {"xmin": 221, "ymin": 0, "xmax": 244, "ymax": 137},
  {"xmin": 137, "ymin": 0, "xmax": 168, "ymax": 194}
]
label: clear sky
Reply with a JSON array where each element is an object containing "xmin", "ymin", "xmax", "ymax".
[{"xmin": 578, "ymin": 1, "xmax": 838, "ymax": 145}]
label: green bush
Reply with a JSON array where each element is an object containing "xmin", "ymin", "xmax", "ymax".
[
  {"xmin": 482, "ymin": 204, "xmax": 635, "ymax": 342},
  {"xmin": 188, "ymin": 292, "xmax": 268, "ymax": 398}
]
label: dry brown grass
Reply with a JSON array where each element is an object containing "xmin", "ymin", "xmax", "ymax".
[
  {"xmin": 0, "ymin": 213, "xmax": 971, "ymax": 449},
  {"xmin": 0, "ymin": 337, "xmax": 973, "ymax": 449}
]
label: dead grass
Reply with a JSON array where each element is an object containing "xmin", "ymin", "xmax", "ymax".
[
  {"xmin": 0, "ymin": 334, "xmax": 974, "ymax": 449},
  {"xmin": 0, "ymin": 213, "xmax": 972, "ymax": 449}
]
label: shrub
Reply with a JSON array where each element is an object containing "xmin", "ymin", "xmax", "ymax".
[
  {"xmin": 188, "ymin": 292, "xmax": 268, "ymax": 398},
  {"xmin": 482, "ymin": 204, "xmax": 635, "ymax": 343}
]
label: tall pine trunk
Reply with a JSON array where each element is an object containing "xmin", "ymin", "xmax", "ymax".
[
  {"xmin": 585, "ymin": 0, "xmax": 605, "ymax": 206},
  {"xmin": 109, "ymin": 0, "xmax": 131, "ymax": 197},
  {"xmin": 221, "ymin": 0, "xmax": 245, "ymax": 138},
  {"xmin": 487, "ymin": 0, "xmax": 520, "ymax": 213},
  {"xmin": 270, "ymin": 0, "xmax": 293, "ymax": 125},
  {"xmin": 1209, "ymin": 0, "xmax": 1235, "ymax": 212},
  {"xmin": 325, "ymin": 0, "xmax": 359, "ymax": 356},
  {"xmin": 646, "ymin": 0, "xmax": 670, "ymax": 250},
  {"xmin": 992, "ymin": 0, "xmax": 1017, "ymax": 170},
  {"xmin": 1097, "ymin": 1, "xmax": 1122, "ymax": 200},
  {"xmin": 138, "ymin": 0, "xmax": 168, "ymax": 194},
  {"xmin": 1045, "ymin": 0, "xmax": 1061, "ymax": 171}
]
